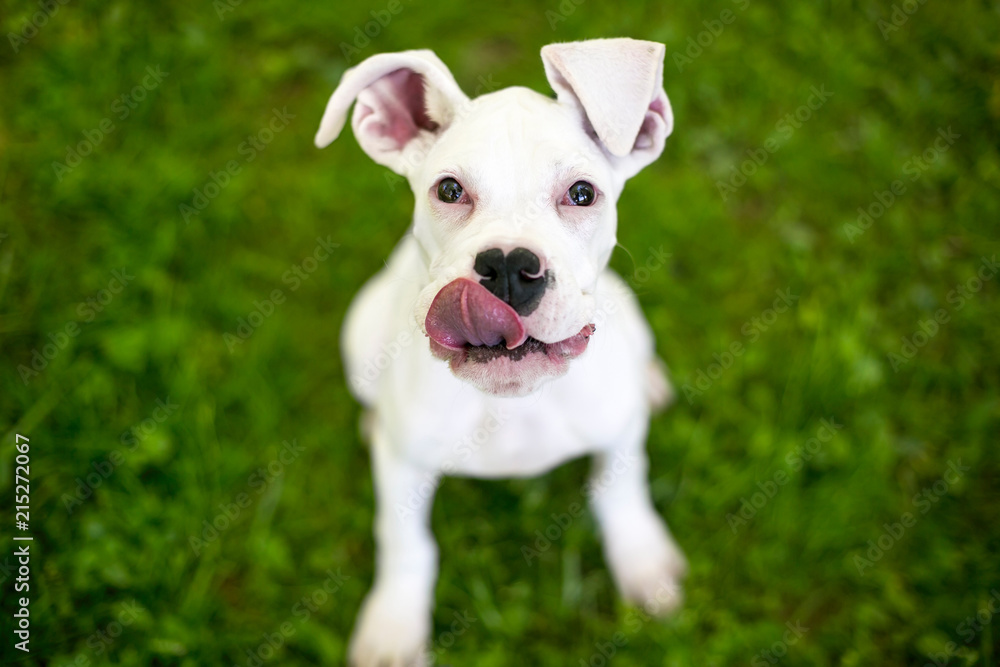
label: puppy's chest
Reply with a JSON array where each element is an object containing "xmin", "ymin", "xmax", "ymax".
[{"xmin": 422, "ymin": 400, "xmax": 593, "ymax": 478}]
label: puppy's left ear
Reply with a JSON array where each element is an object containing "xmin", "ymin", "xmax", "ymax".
[{"xmin": 542, "ymin": 38, "xmax": 672, "ymax": 181}]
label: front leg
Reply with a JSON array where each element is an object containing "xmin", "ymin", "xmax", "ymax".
[
  {"xmin": 349, "ymin": 425, "xmax": 439, "ymax": 667},
  {"xmin": 588, "ymin": 420, "xmax": 687, "ymax": 615}
]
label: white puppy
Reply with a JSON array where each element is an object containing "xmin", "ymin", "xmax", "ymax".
[{"xmin": 315, "ymin": 38, "xmax": 686, "ymax": 666}]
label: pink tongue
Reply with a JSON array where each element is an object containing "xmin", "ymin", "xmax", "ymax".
[{"xmin": 425, "ymin": 278, "xmax": 527, "ymax": 351}]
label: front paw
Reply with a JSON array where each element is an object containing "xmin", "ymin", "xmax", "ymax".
[
  {"xmin": 349, "ymin": 585, "xmax": 431, "ymax": 667},
  {"xmin": 605, "ymin": 520, "xmax": 687, "ymax": 616}
]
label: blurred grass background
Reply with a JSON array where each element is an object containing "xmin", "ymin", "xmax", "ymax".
[{"xmin": 1, "ymin": 0, "xmax": 999, "ymax": 665}]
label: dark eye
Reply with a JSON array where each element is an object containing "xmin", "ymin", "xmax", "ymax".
[
  {"xmin": 437, "ymin": 177, "xmax": 464, "ymax": 203},
  {"xmin": 566, "ymin": 181, "xmax": 595, "ymax": 206}
]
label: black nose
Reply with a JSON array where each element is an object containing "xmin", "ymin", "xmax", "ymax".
[{"xmin": 474, "ymin": 247, "xmax": 548, "ymax": 316}]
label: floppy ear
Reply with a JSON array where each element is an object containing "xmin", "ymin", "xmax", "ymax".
[
  {"xmin": 314, "ymin": 50, "xmax": 469, "ymax": 176},
  {"xmin": 541, "ymin": 38, "xmax": 672, "ymax": 181}
]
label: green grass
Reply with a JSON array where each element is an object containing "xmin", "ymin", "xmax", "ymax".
[{"xmin": 1, "ymin": 0, "xmax": 999, "ymax": 665}]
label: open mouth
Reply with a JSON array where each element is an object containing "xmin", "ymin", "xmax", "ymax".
[
  {"xmin": 429, "ymin": 324, "xmax": 596, "ymax": 365},
  {"xmin": 424, "ymin": 278, "xmax": 594, "ymax": 393}
]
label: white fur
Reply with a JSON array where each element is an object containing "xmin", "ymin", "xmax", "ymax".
[{"xmin": 317, "ymin": 38, "xmax": 686, "ymax": 666}]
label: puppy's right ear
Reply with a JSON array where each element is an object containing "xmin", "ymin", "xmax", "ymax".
[
  {"xmin": 542, "ymin": 39, "xmax": 672, "ymax": 182},
  {"xmin": 314, "ymin": 50, "xmax": 469, "ymax": 176}
]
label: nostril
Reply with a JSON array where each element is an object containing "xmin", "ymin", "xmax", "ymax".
[
  {"xmin": 519, "ymin": 269, "xmax": 544, "ymax": 284},
  {"xmin": 506, "ymin": 247, "xmax": 542, "ymax": 276},
  {"xmin": 474, "ymin": 248, "xmax": 505, "ymax": 278},
  {"xmin": 474, "ymin": 248, "xmax": 509, "ymax": 304}
]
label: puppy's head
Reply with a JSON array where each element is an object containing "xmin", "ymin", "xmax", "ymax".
[{"xmin": 316, "ymin": 39, "xmax": 672, "ymax": 396}]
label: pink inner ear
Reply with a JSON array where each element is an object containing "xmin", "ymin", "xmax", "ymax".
[
  {"xmin": 649, "ymin": 96, "xmax": 666, "ymax": 117},
  {"xmin": 634, "ymin": 110, "xmax": 660, "ymax": 150},
  {"xmin": 399, "ymin": 70, "xmax": 438, "ymax": 132},
  {"xmin": 632, "ymin": 93, "xmax": 670, "ymax": 151},
  {"xmin": 362, "ymin": 69, "xmax": 439, "ymax": 150}
]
